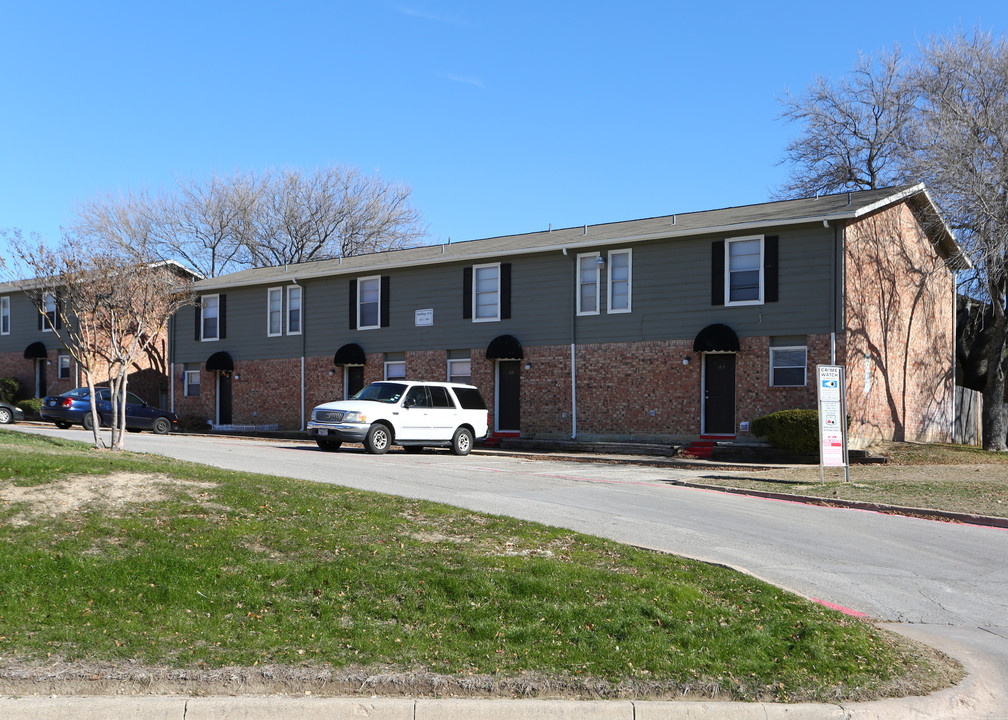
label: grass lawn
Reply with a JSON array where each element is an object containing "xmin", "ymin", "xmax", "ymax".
[
  {"xmin": 693, "ymin": 442, "xmax": 1008, "ymax": 519},
  {"xmin": 0, "ymin": 430, "xmax": 959, "ymax": 701}
]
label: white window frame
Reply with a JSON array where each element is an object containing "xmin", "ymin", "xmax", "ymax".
[
  {"xmin": 607, "ymin": 249, "xmax": 632, "ymax": 314},
  {"xmin": 577, "ymin": 253, "xmax": 601, "ymax": 316},
  {"xmin": 358, "ymin": 275, "xmax": 381, "ymax": 330},
  {"xmin": 201, "ymin": 294, "xmax": 220, "ymax": 341},
  {"xmin": 384, "ymin": 360, "xmax": 406, "ymax": 380},
  {"xmin": 0, "ymin": 296, "xmax": 9, "ymax": 335},
  {"xmin": 472, "ymin": 262, "xmax": 501, "ymax": 323},
  {"xmin": 725, "ymin": 235, "xmax": 764, "ymax": 307},
  {"xmin": 447, "ymin": 357, "xmax": 472, "ymax": 384},
  {"xmin": 267, "ymin": 287, "xmax": 283, "ymax": 337},
  {"xmin": 42, "ymin": 292, "xmax": 57, "ymax": 333},
  {"xmin": 184, "ymin": 368, "xmax": 201, "ymax": 397},
  {"xmin": 57, "ymin": 352, "xmax": 71, "ymax": 380},
  {"xmin": 286, "ymin": 285, "xmax": 302, "ymax": 335},
  {"xmin": 769, "ymin": 346, "xmax": 807, "ymax": 387}
]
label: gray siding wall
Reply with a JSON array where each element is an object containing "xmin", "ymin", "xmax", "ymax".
[
  {"xmin": 0, "ymin": 290, "xmax": 62, "ymax": 354},
  {"xmin": 172, "ymin": 222, "xmax": 838, "ymax": 364}
]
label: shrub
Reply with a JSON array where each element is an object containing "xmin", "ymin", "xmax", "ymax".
[
  {"xmin": 177, "ymin": 414, "xmax": 211, "ymax": 432},
  {"xmin": 751, "ymin": 409, "xmax": 820, "ymax": 455},
  {"xmin": 17, "ymin": 398, "xmax": 43, "ymax": 419},
  {"xmin": 0, "ymin": 377, "xmax": 24, "ymax": 404}
]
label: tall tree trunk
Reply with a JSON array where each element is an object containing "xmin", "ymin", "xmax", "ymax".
[{"xmin": 982, "ymin": 313, "xmax": 1008, "ymax": 451}]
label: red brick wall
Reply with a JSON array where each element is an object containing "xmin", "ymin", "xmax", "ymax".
[{"xmin": 843, "ymin": 202, "xmax": 955, "ymax": 445}]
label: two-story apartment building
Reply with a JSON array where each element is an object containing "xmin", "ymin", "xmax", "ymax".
[{"xmin": 169, "ymin": 185, "xmax": 966, "ymax": 447}]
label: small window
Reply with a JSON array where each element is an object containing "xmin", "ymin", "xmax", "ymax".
[
  {"xmin": 42, "ymin": 293, "xmax": 57, "ymax": 332},
  {"xmin": 201, "ymin": 294, "xmax": 219, "ymax": 341},
  {"xmin": 267, "ymin": 287, "xmax": 283, "ymax": 337},
  {"xmin": 770, "ymin": 346, "xmax": 807, "ymax": 387},
  {"xmin": 359, "ymin": 276, "xmax": 381, "ymax": 330},
  {"xmin": 184, "ymin": 367, "xmax": 201, "ymax": 397},
  {"xmin": 287, "ymin": 286, "xmax": 302, "ymax": 335},
  {"xmin": 447, "ymin": 355, "xmax": 471, "ymax": 385},
  {"xmin": 58, "ymin": 353, "xmax": 71, "ymax": 380},
  {"xmin": 473, "ymin": 263, "xmax": 500, "ymax": 322},
  {"xmin": 726, "ymin": 236, "xmax": 763, "ymax": 305},
  {"xmin": 608, "ymin": 250, "xmax": 632, "ymax": 313},
  {"xmin": 577, "ymin": 254, "xmax": 600, "ymax": 315},
  {"xmin": 384, "ymin": 353, "xmax": 406, "ymax": 380},
  {"xmin": 1, "ymin": 296, "xmax": 9, "ymax": 335}
]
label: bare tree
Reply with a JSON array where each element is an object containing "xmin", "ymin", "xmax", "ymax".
[
  {"xmin": 911, "ymin": 29, "xmax": 1008, "ymax": 451},
  {"xmin": 73, "ymin": 165, "xmax": 426, "ymax": 277},
  {"xmin": 243, "ymin": 165, "xmax": 426, "ymax": 267},
  {"xmin": 777, "ymin": 47, "xmax": 916, "ymax": 197}
]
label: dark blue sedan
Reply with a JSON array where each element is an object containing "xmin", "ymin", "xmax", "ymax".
[{"xmin": 40, "ymin": 387, "xmax": 178, "ymax": 434}]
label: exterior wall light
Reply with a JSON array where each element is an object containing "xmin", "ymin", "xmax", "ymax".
[{"xmin": 682, "ymin": 356, "xmax": 691, "ymax": 365}]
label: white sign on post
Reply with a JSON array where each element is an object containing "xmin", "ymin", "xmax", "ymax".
[{"xmin": 816, "ymin": 365, "xmax": 849, "ymax": 481}]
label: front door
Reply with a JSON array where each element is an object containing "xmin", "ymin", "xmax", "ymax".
[
  {"xmin": 496, "ymin": 360, "xmax": 521, "ymax": 432},
  {"xmin": 345, "ymin": 365, "xmax": 365, "ymax": 399},
  {"xmin": 703, "ymin": 354, "xmax": 735, "ymax": 435},
  {"xmin": 217, "ymin": 374, "xmax": 233, "ymax": 425},
  {"xmin": 35, "ymin": 359, "xmax": 46, "ymax": 398}
]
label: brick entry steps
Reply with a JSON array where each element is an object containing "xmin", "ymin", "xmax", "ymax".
[{"xmin": 682, "ymin": 435, "xmax": 734, "ymax": 459}]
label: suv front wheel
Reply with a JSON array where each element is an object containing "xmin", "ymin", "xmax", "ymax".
[
  {"xmin": 451, "ymin": 427, "xmax": 473, "ymax": 456},
  {"xmin": 365, "ymin": 424, "xmax": 391, "ymax": 455}
]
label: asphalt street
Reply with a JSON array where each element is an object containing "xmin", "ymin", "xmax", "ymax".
[{"xmin": 6, "ymin": 425, "xmax": 1008, "ymax": 716}]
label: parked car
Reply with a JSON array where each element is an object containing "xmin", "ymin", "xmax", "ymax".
[
  {"xmin": 40, "ymin": 387, "xmax": 178, "ymax": 434},
  {"xmin": 307, "ymin": 381, "xmax": 489, "ymax": 455},
  {"xmin": 0, "ymin": 400, "xmax": 24, "ymax": 425}
]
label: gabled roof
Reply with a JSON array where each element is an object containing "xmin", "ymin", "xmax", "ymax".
[{"xmin": 191, "ymin": 184, "xmax": 967, "ymax": 291}]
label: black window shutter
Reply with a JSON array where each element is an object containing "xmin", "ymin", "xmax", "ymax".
[
  {"xmin": 711, "ymin": 240, "xmax": 725, "ymax": 306},
  {"xmin": 462, "ymin": 267, "xmax": 473, "ymax": 319},
  {"xmin": 348, "ymin": 279, "xmax": 357, "ymax": 330},
  {"xmin": 195, "ymin": 299, "xmax": 201, "ymax": 341},
  {"xmin": 218, "ymin": 294, "xmax": 227, "ymax": 339},
  {"xmin": 38, "ymin": 300, "xmax": 44, "ymax": 331},
  {"xmin": 380, "ymin": 276, "xmax": 390, "ymax": 328},
  {"xmin": 54, "ymin": 294, "xmax": 62, "ymax": 329},
  {"xmin": 501, "ymin": 263, "xmax": 511, "ymax": 319},
  {"xmin": 764, "ymin": 235, "xmax": 779, "ymax": 303}
]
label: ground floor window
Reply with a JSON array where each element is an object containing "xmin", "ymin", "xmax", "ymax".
[
  {"xmin": 447, "ymin": 351, "xmax": 471, "ymax": 384},
  {"xmin": 184, "ymin": 365, "xmax": 201, "ymax": 396},
  {"xmin": 770, "ymin": 345, "xmax": 807, "ymax": 387},
  {"xmin": 57, "ymin": 353, "xmax": 71, "ymax": 380},
  {"xmin": 384, "ymin": 353, "xmax": 406, "ymax": 380}
]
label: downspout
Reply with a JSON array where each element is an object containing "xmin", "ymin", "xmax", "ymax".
[
  {"xmin": 951, "ymin": 270, "xmax": 957, "ymax": 443},
  {"xmin": 168, "ymin": 313, "xmax": 175, "ymax": 414},
  {"xmin": 831, "ymin": 223, "xmax": 840, "ymax": 365},
  {"xmin": 564, "ymin": 248, "xmax": 577, "ymax": 438},
  {"xmin": 300, "ymin": 284, "xmax": 306, "ymax": 431}
]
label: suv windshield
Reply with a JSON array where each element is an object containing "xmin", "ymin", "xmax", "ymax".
[{"xmin": 351, "ymin": 382, "xmax": 407, "ymax": 403}]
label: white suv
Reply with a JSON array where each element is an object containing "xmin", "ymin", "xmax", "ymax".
[{"xmin": 307, "ymin": 381, "xmax": 490, "ymax": 456}]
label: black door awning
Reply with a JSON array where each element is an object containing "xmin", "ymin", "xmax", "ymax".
[
  {"xmin": 24, "ymin": 342, "xmax": 47, "ymax": 359},
  {"xmin": 693, "ymin": 324, "xmax": 740, "ymax": 353},
  {"xmin": 205, "ymin": 351, "xmax": 234, "ymax": 372},
  {"xmin": 333, "ymin": 343, "xmax": 366, "ymax": 366},
  {"xmin": 486, "ymin": 334, "xmax": 523, "ymax": 360}
]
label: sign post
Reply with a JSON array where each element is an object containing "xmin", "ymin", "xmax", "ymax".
[{"xmin": 816, "ymin": 365, "xmax": 849, "ymax": 483}]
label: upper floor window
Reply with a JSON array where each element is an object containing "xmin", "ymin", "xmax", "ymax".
[
  {"xmin": 577, "ymin": 254, "xmax": 601, "ymax": 315},
  {"xmin": 607, "ymin": 249, "xmax": 632, "ymax": 313},
  {"xmin": 726, "ymin": 236, "xmax": 763, "ymax": 305},
  {"xmin": 201, "ymin": 294, "xmax": 220, "ymax": 341},
  {"xmin": 358, "ymin": 276, "xmax": 381, "ymax": 330},
  {"xmin": 267, "ymin": 287, "xmax": 283, "ymax": 337},
  {"xmin": 0, "ymin": 296, "xmax": 9, "ymax": 335},
  {"xmin": 287, "ymin": 286, "xmax": 302, "ymax": 335},
  {"xmin": 42, "ymin": 293, "xmax": 57, "ymax": 332},
  {"xmin": 770, "ymin": 345, "xmax": 807, "ymax": 387},
  {"xmin": 474, "ymin": 263, "xmax": 500, "ymax": 321}
]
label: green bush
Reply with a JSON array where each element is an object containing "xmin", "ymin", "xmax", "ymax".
[
  {"xmin": 0, "ymin": 377, "xmax": 24, "ymax": 404},
  {"xmin": 750, "ymin": 409, "xmax": 820, "ymax": 455},
  {"xmin": 17, "ymin": 398, "xmax": 43, "ymax": 419}
]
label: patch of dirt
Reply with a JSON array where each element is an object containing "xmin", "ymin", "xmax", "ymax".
[{"xmin": 0, "ymin": 473, "xmax": 218, "ymax": 526}]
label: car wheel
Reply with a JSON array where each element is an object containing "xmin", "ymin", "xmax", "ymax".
[
  {"xmin": 152, "ymin": 417, "xmax": 171, "ymax": 435},
  {"xmin": 364, "ymin": 424, "xmax": 391, "ymax": 455},
  {"xmin": 316, "ymin": 438, "xmax": 342, "ymax": 452},
  {"xmin": 82, "ymin": 413, "xmax": 95, "ymax": 431},
  {"xmin": 403, "ymin": 445, "xmax": 424, "ymax": 454},
  {"xmin": 55, "ymin": 421, "xmax": 72, "ymax": 429},
  {"xmin": 0, "ymin": 407, "xmax": 11, "ymax": 424},
  {"xmin": 451, "ymin": 427, "xmax": 473, "ymax": 456}
]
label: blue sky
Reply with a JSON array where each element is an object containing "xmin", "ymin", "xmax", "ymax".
[{"xmin": 1, "ymin": 1, "xmax": 1005, "ymax": 268}]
